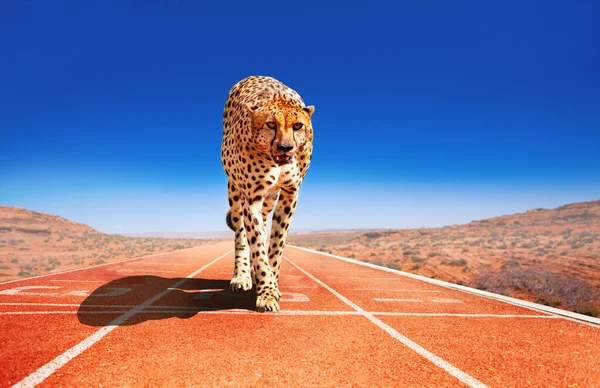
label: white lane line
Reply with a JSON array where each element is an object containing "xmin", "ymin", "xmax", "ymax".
[
  {"xmin": 0, "ymin": 310, "xmax": 361, "ymax": 316},
  {"xmin": 373, "ymin": 298, "xmax": 463, "ymax": 304},
  {"xmin": 0, "ymin": 310, "xmax": 559, "ymax": 318},
  {"xmin": 11, "ymin": 249, "xmax": 233, "ymax": 388},
  {"xmin": 356, "ymin": 288, "xmax": 442, "ymax": 292},
  {"xmin": 373, "ymin": 313, "xmax": 557, "ymax": 318},
  {"xmin": 284, "ymin": 256, "xmax": 488, "ymax": 388},
  {"xmin": 329, "ymin": 276, "xmax": 406, "ymax": 280},
  {"xmin": 289, "ymin": 245, "xmax": 600, "ymax": 327},
  {"xmin": 280, "ymin": 285, "xmax": 318, "ymax": 289},
  {"xmin": 115, "ymin": 269, "xmax": 177, "ymax": 273},
  {"xmin": 430, "ymin": 298, "xmax": 463, "ymax": 304},
  {"xmin": 374, "ymin": 298, "xmax": 423, "ymax": 302},
  {"xmin": 0, "ymin": 247, "xmax": 203, "ymax": 286}
]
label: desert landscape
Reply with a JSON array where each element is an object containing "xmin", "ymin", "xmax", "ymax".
[
  {"xmin": 0, "ymin": 206, "xmax": 221, "ymax": 282},
  {"xmin": 2, "ymin": 201, "xmax": 599, "ymax": 317},
  {"xmin": 288, "ymin": 200, "xmax": 600, "ymax": 317}
]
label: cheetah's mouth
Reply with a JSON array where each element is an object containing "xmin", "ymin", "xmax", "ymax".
[{"xmin": 273, "ymin": 154, "xmax": 293, "ymax": 165}]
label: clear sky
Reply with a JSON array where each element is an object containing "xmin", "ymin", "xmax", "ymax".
[{"xmin": 1, "ymin": 1, "xmax": 599, "ymax": 234}]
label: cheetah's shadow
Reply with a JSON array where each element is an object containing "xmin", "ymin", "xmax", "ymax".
[{"xmin": 77, "ymin": 276, "xmax": 255, "ymax": 326}]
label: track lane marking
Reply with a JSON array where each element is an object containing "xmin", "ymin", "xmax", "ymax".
[
  {"xmin": 280, "ymin": 285, "xmax": 318, "ymax": 289},
  {"xmin": 0, "ymin": 309, "xmax": 560, "ymax": 318},
  {"xmin": 373, "ymin": 298, "xmax": 464, "ymax": 303},
  {"xmin": 356, "ymin": 288, "xmax": 442, "ymax": 292},
  {"xmin": 10, "ymin": 249, "xmax": 233, "ymax": 388},
  {"xmin": 373, "ymin": 298, "xmax": 423, "ymax": 302},
  {"xmin": 289, "ymin": 245, "xmax": 600, "ymax": 326},
  {"xmin": 124, "ymin": 262, "xmax": 191, "ymax": 266},
  {"xmin": 115, "ymin": 269, "xmax": 178, "ymax": 273},
  {"xmin": 430, "ymin": 298, "xmax": 463, "ymax": 303},
  {"xmin": 284, "ymin": 255, "xmax": 488, "ymax": 388},
  {"xmin": 328, "ymin": 276, "xmax": 407, "ymax": 280}
]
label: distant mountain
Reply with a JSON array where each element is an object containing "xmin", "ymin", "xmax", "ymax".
[
  {"xmin": 467, "ymin": 200, "xmax": 600, "ymax": 228},
  {"xmin": 0, "ymin": 205, "xmax": 98, "ymax": 241},
  {"xmin": 121, "ymin": 231, "xmax": 232, "ymax": 239}
]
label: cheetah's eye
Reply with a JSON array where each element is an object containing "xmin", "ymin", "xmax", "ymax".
[
  {"xmin": 266, "ymin": 122, "xmax": 277, "ymax": 130},
  {"xmin": 292, "ymin": 122, "xmax": 304, "ymax": 131}
]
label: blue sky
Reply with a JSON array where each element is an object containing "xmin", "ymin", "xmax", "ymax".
[{"xmin": 1, "ymin": 1, "xmax": 599, "ymax": 234}]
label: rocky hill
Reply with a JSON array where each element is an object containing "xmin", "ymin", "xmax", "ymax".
[
  {"xmin": 0, "ymin": 206, "xmax": 218, "ymax": 282},
  {"xmin": 288, "ymin": 200, "xmax": 600, "ymax": 316}
]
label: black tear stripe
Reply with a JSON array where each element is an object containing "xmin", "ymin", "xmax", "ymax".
[{"xmin": 270, "ymin": 128, "xmax": 277, "ymax": 149}]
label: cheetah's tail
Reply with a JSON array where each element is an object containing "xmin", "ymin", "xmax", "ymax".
[{"xmin": 225, "ymin": 210, "xmax": 235, "ymax": 232}]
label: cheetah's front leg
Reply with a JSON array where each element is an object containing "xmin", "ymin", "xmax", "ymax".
[
  {"xmin": 228, "ymin": 183, "xmax": 252, "ymax": 291},
  {"xmin": 244, "ymin": 200, "xmax": 279, "ymax": 312},
  {"xmin": 268, "ymin": 189, "xmax": 299, "ymax": 288}
]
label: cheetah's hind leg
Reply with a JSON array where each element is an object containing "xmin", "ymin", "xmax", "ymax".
[{"xmin": 225, "ymin": 210, "xmax": 235, "ymax": 232}]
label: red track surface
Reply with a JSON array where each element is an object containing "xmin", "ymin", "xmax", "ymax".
[{"xmin": 1, "ymin": 242, "xmax": 598, "ymax": 387}]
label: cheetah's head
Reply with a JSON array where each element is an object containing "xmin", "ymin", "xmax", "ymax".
[{"xmin": 246, "ymin": 101, "xmax": 314, "ymax": 166}]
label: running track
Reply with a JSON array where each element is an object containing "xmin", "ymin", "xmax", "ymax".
[{"xmin": 1, "ymin": 241, "xmax": 598, "ymax": 387}]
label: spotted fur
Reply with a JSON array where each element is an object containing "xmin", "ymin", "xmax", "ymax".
[{"xmin": 221, "ymin": 76, "xmax": 314, "ymax": 312}]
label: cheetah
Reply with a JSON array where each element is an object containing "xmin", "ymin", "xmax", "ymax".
[{"xmin": 221, "ymin": 76, "xmax": 314, "ymax": 312}]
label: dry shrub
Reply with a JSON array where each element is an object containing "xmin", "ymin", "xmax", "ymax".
[{"xmin": 472, "ymin": 267, "xmax": 600, "ymax": 316}]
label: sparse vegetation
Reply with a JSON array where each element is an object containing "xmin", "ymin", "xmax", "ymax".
[
  {"xmin": 0, "ymin": 205, "xmax": 220, "ymax": 282},
  {"xmin": 473, "ymin": 268, "xmax": 599, "ymax": 316},
  {"xmin": 289, "ymin": 200, "xmax": 600, "ymax": 316}
]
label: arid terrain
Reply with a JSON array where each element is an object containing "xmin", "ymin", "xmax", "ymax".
[
  {"xmin": 288, "ymin": 200, "xmax": 600, "ymax": 317},
  {"xmin": 0, "ymin": 206, "xmax": 222, "ymax": 282},
  {"xmin": 3, "ymin": 201, "xmax": 599, "ymax": 317}
]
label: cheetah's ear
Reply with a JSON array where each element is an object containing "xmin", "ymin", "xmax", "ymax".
[
  {"xmin": 303, "ymin": 105, "xmax": 315, "ymax": 117},
  {"xmin": 246, "ymin": 104, "xmax": 259, "ymax": 115}
]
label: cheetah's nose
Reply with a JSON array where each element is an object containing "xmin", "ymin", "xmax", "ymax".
[{"xmin": 277, "ymin": 143, "xmax": 294, "ymax": 153}]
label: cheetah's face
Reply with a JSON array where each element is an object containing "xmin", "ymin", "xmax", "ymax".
[{"xmin": 247, "ymin": 102, "xmax": 315, "ymax": 166}]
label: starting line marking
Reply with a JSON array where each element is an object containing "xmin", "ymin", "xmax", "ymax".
[
  {"xmin": 284, "ymin": 255, "xmax": 488, "ymax": 388},
  {"xmin": 10, "ymin": 249, "xmax": 233, "ymax": 388}
]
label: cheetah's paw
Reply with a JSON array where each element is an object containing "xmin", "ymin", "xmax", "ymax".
[
  {"xmin": 230, "ymin": 274, "xmax": 252, "ymax": 292},
  {"xmin": 256, "ymin": 289, "xmax": 280, "ymax": 313}
]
